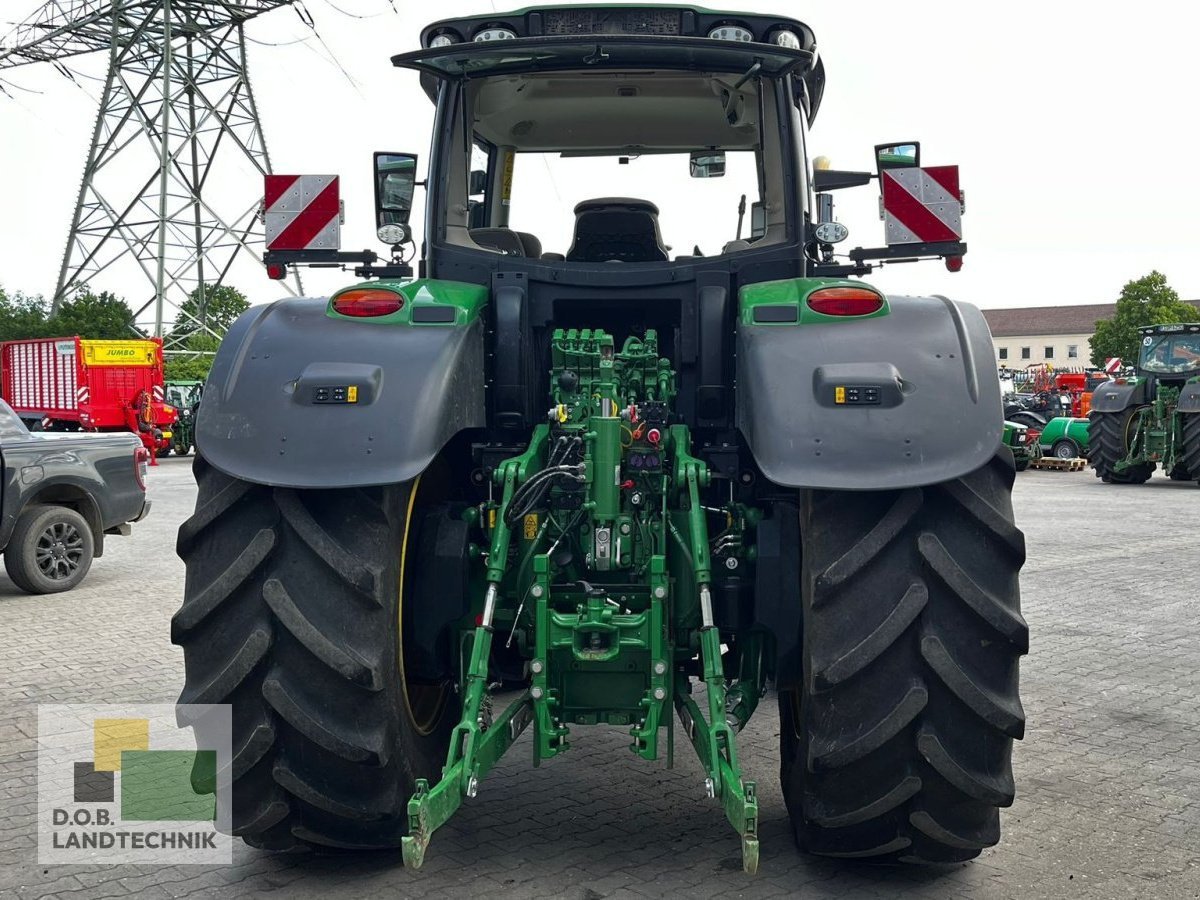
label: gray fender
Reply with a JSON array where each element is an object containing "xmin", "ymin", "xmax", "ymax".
[
  {"xmin": 1177, "ymin": 380, "xmax": 1200, "ymax": 413},
  {"xmin": 196, "ymin": 298, "xmax": 485, "ymax": 488},
  {"xmin": 737, "ymin": 295, "xmax": 1002, "ymax": 490},
  {"xmin": 1089, "ymin": 379, "xmax": 1146, "ymax": 413}
]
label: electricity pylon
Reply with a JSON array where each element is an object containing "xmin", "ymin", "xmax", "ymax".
[{"xmin": 0, "ymin": 0, "xmax": 298, "ymax": 343}]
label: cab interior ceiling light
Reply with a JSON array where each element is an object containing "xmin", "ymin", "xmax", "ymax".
[
  {"xmin": 475, "ymin": 27, "xmax": 517, "ymax": 42},
  {"xmin": 708, "ymin": 25, "xmax": 753, "ymax": 42}
]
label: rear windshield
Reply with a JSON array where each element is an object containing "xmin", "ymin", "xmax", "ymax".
[{"xmin": 508, "ymin": 151, "xmax": 760, "ymax": 259}]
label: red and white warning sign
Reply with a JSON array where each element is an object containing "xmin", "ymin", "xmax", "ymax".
[
  {"xmin": 264, "ymin": 174, "xmax": 341, "ymax": 251},
  {"xmin": 1104, "ymin": 357, "xmax": 1123, "ymax": 374},
  {"xmin": 881, "ymin": 166, "xmax": 963, "ymax": 245}
]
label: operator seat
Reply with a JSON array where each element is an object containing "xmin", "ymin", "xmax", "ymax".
[
  {"xmin": 469, "ymin": 228, "xmax": 526, "ymax": 256},
  {"xmin": 566, "ymin": 198, "xmax": 669, "ymax": 263},
  {"xmin": 469, "ymin": 228, "xmax": 544, "ymax": 259}
]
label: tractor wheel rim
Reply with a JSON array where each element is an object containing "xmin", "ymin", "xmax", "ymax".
[
  {"xmin": 35, "ymin": 522, "xmax": 84, "ymax": 580},
  {"xmin": 398, "ymin": 476, "xmax": 451, "ymax": 736}
]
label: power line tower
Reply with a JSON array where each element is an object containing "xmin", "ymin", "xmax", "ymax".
[{"xmin": 0, "ymin": 0, "xmax": 299, "ymax": 343}]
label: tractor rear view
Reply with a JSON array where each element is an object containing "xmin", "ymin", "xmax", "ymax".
[
  {"xmin": 1088, "ymin": 324, "xmax": 1200, "ymax": 484},
  {"xmin": 174, "ymin": 6, "xmax": 1026, "ymax": 875}
]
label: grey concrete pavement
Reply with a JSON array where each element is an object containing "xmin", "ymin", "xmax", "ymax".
[{"xmin": 1, "ymin": 458, "xmax": 1199, "ymax": 898}]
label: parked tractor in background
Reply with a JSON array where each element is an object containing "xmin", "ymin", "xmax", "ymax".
[
  {"xmin": 1003, "ymin": 420, "xmax": 1041, "ymax": 471},
  {"xmin": 0, "ymin": 337, "xmax": 175, "ymax": 458},
  {"xmin": 164, "ymin": 380, "xmax": 203, "ymax": 456},
  {"xmin": 1089, "ymin": 323, "xmax": 1200, "ymax": 483},
  {"xmin": 174, "ymin": 6, "xmax": 1026, "ymax": 875},
  {"xmin": 1004, "ymin": 365, "xmax": 1106, "ymax": 428}
]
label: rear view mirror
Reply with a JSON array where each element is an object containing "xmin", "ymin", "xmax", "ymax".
[
  {"xmin": 874, "ymin": 142, "xmax": 920, "ymax": 172},
  {"xmin": 690, "ymin": 151, "xmax": 726, "ymax": 178},
  {"xmin": 469, "ymin": 169, "xmax": 488, "ymax": 196},
  {"xmin": 374, "ymin": 152, "xmax": 418, "ymax": 227},
  {"xmin": 749, "ymin": 201, "xmax": 765, "ymax": 239}
]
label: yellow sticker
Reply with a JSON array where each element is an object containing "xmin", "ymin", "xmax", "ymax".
[
  {"xmin": 523, "ymin": 513, "xmax": 539, "ymax": 539},
  {"xmin": 488, "ymin": 508, "xmax": 496, "ymax": 529},
  {"xmin": 834, "ymin": 386, "xmax": 846, "ymax": 404},
  {"xmin": 347, "ymin": 385, "xmax": 358, "ymax": 403},
  {"xmin": 501, "ymin": 152, "xmax": 515, "ymax": 206}
]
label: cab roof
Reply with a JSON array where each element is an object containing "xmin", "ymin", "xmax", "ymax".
[{"xmin": 394, "ymin": 5, "xmax": 825, "ymax": 124}]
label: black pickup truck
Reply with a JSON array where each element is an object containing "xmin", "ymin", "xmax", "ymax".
[{"xmin": 0, "ymin": 400, "xmax": 150, "ymax": 594}]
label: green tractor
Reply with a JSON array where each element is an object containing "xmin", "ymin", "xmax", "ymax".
[
  {"xmin": 174, "ymin": 6, "xmax": 1026, "ymax": 874},
  {"xmin": 1088, "ymin": 324, "xmax": 1200, "ymax": 484},
  {"xmin": 1002, "ymin": 420, "xmax": 1041, "ymax": 472},
  {"xmin": 164, "ymin": 380, "xmax": 203, "ymax": 456}
]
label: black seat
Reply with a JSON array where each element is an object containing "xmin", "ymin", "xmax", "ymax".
[
  {"xmin": 470, "ymin": 228, "xmax": 525, "ymax": 256},
  {"xmin": 470, "ymin": 228, "xmax": 544, "ymax": 259},
  {"xmin": 566, "ymin": 198, "xmax": 668, "ymax": 263}
]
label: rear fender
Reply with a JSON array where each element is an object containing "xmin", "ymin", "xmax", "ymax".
[
  {"xmin": 736, "ymin": 283, "xmax": 1001, "ymax": 490},
  {"xmin": 196, "ymin": 291, "xmax": 486, "ymax": 489},
  {"xmin": 1177, "ymin": 379, "xmax": 1200, "ymax": 413},
  {"xmin": 1089, "ymin": 378, "xmax": 1146, "ymax": 413}
]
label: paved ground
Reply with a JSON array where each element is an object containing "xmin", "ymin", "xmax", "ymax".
[{"xmin": 2, "ymin": 457, "xmax": 1199, "ymax": 899}]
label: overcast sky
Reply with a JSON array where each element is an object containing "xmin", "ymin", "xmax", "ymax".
[{"xmin": 2, "ymin": 0, "xmax": 1198, "ymax": 319}]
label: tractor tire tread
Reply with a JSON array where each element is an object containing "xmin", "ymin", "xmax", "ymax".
[
  {"xmin": 1182, "ymin": 413, "xmax": 1200, "ymax": 483},
  {"xmin": 1088, "ymin": 411, "xmax": 1152, "ymax": 483},
  {"xmin": 782, "ymin": 451, "xmax": 1025, "ymax": 863},
  {"xmin": 174, "ymin": 455, "xmax": 452, "ymax": 853}
]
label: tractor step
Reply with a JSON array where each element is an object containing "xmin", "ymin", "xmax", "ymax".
[{"xmin": 1030, "ymin": 456, "xmax": 1087, "ymax": 471}]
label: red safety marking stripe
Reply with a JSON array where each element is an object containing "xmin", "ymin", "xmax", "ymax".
[
  {"xmin": 272, "ymin": 179, "xmax": 340, "ymax": 250},
  {"xmin": 264, "ymin": 174, "xmax": 300, "ymax": 211},
  {"xmin": 883, "ymin": 173, "xmax": 958, "ymax": 243},
  {"xmin": 922, "ymin": 165, "xmax": 960, "ymax": 201}
]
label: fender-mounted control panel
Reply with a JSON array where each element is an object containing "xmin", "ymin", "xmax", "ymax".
[
  {"xmin": 833, "ymin": 385, "xmax": 881, "ymax": 405},
  {"xmin": 813, "ymin": 363, "xmax": 903, "ymax": 409},
  {"xmin": 313, "ymin": 385, "xmax": 359, "ymax": 404}
]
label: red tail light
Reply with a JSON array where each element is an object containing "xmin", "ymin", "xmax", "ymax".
[
  {"xmin": 332, "ymin": 288, "xmax": 404, "ymax": 318},
  {"xmin": 134, "ymin": 447, "xmax": 150, "ymax": 490},
  {"xmin": 807, "ymin": 287, "xmax": 884, "ymax": 317},
  {"xmin": 266, "ymin": 263, "xmax": 287, "ymax": 280}
]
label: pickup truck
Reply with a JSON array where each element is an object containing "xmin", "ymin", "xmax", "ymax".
[{"xmin": 0, "ymin": 400, "xmax": 150, "ymax": 594}]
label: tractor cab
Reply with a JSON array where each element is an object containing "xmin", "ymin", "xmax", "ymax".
[
  {"xmin": 1136, "ymin": 324, "xmax": 1200, "ymax": 389},
  {"xmin": 264, "ymin": 5, "xmax": 972, "ymax": 461}
]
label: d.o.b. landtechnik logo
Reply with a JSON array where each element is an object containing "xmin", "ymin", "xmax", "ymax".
[{"xmin": 37, "ymin": 704, "xmax": 231, "ymax": 864}]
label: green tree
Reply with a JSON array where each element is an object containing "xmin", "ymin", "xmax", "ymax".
[
  {"xmin": 170, "ymin": 283, "xmax": 250, "ymax": 341},
  {"xmin": 164, "ymin": 333, "xmax": 219, "ymax": 382},
  {"xmin": 0, "ymin": 286, "xmax": 52, "ymax": 341},
  {"xmin": 1090, "ymin": 271, "xmax": 1197, "ymax": 367},
  {"xmin": 49, "ymin": 289, "xmax": 135, "ymax": 339}
]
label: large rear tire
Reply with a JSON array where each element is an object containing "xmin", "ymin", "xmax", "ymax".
[
  {"xmin": 779, "ymin": 451, "xmax": 1027, "ymax": 862},
  {"xmin": 173, "ymin": 456, "xmax": 459, "ymax": 851},
  {"xmin": 1088, "ymin": 409, "xmax": 1153, "ymax": 484},
  {"xmin": 1182, "ymin": 413, "xmax": 1200, "ymax": 484}
]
